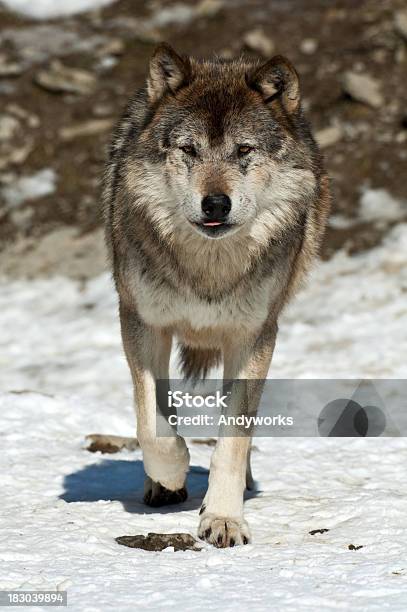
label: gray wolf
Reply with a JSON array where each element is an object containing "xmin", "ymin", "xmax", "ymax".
[{"xmin": 102, "ymin": 44, "xmax": 330, "ymax": 547}]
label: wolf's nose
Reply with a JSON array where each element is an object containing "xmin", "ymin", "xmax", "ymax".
[{"xmin": 201, "ymin": 194, "xmax": 231, "ymax": 221}]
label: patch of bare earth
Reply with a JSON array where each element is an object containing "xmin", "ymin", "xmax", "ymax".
[{"xmin": 0, "ymin": 0, "xmax": 406, "ymax": 278}]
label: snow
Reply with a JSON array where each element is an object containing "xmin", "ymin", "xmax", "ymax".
[
  {"xmin": 1, "ymin": 393, "xmax": 407, "ymax": 610},
  {"xmin": 0, "ymin": 0, "xmax": 118, "ymax": 20},
  {"xmin": 1, "ymin": 218, "xmax": 407, "ymax": 610},
  {"xmin": 1, "ymin": 221, "xmax": 406, "ymax": 401},
  {"xmin": 0, "ymin": 0, "xmax": 227, "ymax": 26},
  {"xmin": 329, "ymin": 188, "xmax": 407, "ymax": 229},
  {"xmin": 1, "ymin": 169, "xmax": 57, "ymax": 208},
  {"xmin": 359, "ymin": 188, "xmax": 406, "ymax": 223}
]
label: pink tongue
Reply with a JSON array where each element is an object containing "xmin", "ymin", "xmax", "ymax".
[{"xmin": 203, "ymin": 221, "xmax": 223, "ymax": 227}]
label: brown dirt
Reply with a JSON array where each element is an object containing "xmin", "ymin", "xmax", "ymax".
[
  {"xmin": 0, "ymin": 0, "xmax": 406, "ymax": 277},
  {"xmin": 116, "ymin": 531, "xmax": 202, "ymax": 552}
]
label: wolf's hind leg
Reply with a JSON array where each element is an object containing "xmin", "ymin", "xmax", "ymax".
[{"xmin": 120, "ymin": 304, "xmax": 190, "ymax": 505}]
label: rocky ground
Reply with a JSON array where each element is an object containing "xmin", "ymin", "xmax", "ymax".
[{"xmin": 0, "ymin": 0, "xmax": 406, "ymax": 278}]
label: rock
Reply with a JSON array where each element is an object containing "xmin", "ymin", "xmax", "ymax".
[
  {"xmin": 195, "ymin": 0, "xmax": 224, "ymax": 17},
  {"xmin": 134, "ymin": 27, "xmax": 162, "ymax": 44},
  {"xmin": 97, "ymin": 38, "xmax": 125, "ymax": 57},
  {"xmin": 6, "ymin": 104, "xmax": 40, "ymax": 128},
  {"xmin": 0, "ymin": 115, "xmax": 20, "ymax": 142},
  {"xmin": 116, "ymin": 532, "xmax": 202, "ymax": 552},
  {"xmin": 108, "ymin": 17, "xmax": 162, "ymax": 44},
  {"xmin": 0, "ymin": 82, "xmax": 15, "ymax": 95},
  {"xmin": 0, "ymin": 54, "xmax": 25, "ymax": 77},
  {"xmin": 85, "ymin": 434, "xmax": 139, "ymax": 453},
  {"xmin": 394, "ymin": 9, "xmax": 407, "ymax": 41},
  {"xmin": 8, "ymin": 206, "xmax": 34, "ymax": 231},
  {"xmin": 371, "ymin": 48, "xmax": 387, "ymax": 64},
  {"xmin": 0, "ymin": 142, "xmax": 33, "ymax": 170},
  {"xmin": 59, "ymin": 119, "xmax": 114, "ymax": 142},
  {"xmin": 93, "ymin": 103, "xmax": 114, "ymax": 117},
  {"xmin": 243, "ymin": 28, "xmax": 275, "ymax": 57},
  {"xmin": 395, "ymin": 44, "xmax": 406, "ymax": 64},
  {"xmin": 341, "ymin": 71, "xmax": 384, "ymax": 108},
  {"xmin": 144, "ymin": 4, "xmax": 195, "ymax": 28},
  {"xmin": 0, "ymin": 112, "xmax": 37, "ymax": 170},
  {"xmin": 34, "ymin": 61, "xmax": 97, "ymax": 95},
  {"xmin": 300, "ymin": 38, "xmax": 318, "ymax": 55},
  {"xmin": 0, "ymin": 26, "xmax": 108, "ymax": 67},
  {"xmin": 315, "ymin": 125, "xmax": 343, "ymax": 148}
]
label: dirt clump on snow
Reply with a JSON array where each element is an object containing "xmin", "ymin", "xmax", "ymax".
[{"xmin": 116, "ymin": 532, "xmax": 202, "ymax": 552}]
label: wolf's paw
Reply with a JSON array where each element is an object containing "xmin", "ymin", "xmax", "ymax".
[
  {"xmin": 198, "ymin": 513, "xmax": 251, "ymax": 548},
  {"xmin": 143, "ymin": 477, "xmax": 187, "ymax": 507}
]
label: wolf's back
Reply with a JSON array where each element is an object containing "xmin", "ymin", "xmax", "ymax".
[{"xmin": 101, "ymin": 88, "xmax": 149, "ymax": 262}]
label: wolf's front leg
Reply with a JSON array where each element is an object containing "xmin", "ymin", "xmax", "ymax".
[
  {"xmin": 198, "ymin": 323, "xmax": 277, "ymax": 547},
  {"xmin": 120, "ymin": 304, "xmax": 190, "ymax": 506}
]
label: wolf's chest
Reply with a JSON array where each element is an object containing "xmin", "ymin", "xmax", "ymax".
[{"xmin": 133, "ymin": 271, "xmax": 279, "ymax": 331}]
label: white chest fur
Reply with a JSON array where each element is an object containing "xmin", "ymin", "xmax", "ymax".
[{"xmin": 132, "ymin": 269, "xmax": 281, "ymax": 332}]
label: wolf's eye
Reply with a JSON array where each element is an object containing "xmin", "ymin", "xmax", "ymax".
[
  {"xmin": 180, "ymin": 145, "xmax": 196, "ymax": 157},
  {"xmin": 237, "ymin": 145, "xmax": 254, "ymax": 157}
]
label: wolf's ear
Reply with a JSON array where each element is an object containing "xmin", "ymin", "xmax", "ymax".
[
  {"xmin": 147, "ymin": 43, "xmax": 191, "ymax": 103},
  {"xmin": 247, "ymin": 55, "xmax": 300, "ymax": 114}
]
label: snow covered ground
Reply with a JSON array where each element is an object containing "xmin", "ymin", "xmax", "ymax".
[
  {"xmin": 1, "ymin": 220, "xmax": 406, "ymax": 402},
  {"xmin": 0, "ymin": 0, "xmax": 221, "ymax": 23},
  {"xmin": 0, "ymin": 0, "xmax": 118, "ymax": 20},
  {"xmin": 1, "ymin": 220, "xmax": 407, "ymax": 610}
]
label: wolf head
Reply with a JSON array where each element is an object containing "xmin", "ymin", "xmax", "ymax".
[{"xmin": 124, "ymin": 44, "xmax": 320, "ymax": 244}]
